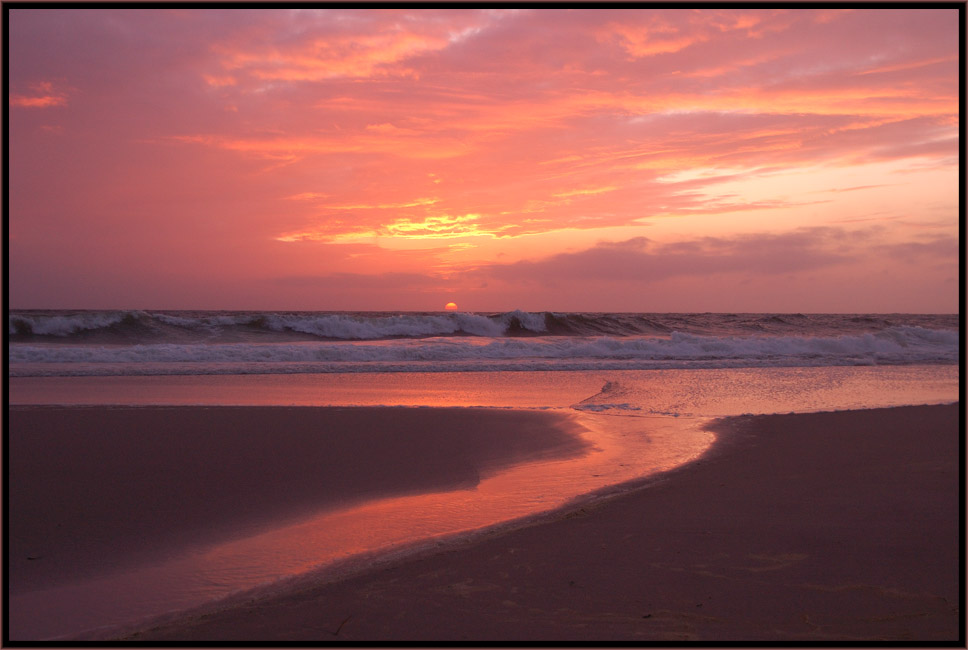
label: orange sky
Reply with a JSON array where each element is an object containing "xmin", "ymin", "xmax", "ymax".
[{"xmin": 7, "ymin": 7, "xmax": 961, "ymax": 312}]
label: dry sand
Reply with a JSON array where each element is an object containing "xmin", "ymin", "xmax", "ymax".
[{"xmin": 111, "ymin": 403, "xmax": 961, "ymax": 643}]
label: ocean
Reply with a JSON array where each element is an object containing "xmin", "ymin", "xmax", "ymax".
[
  {"xmin": 6, "ymin": 310, "xmax": 960, "ymax": 640},
  {"xmin": 8, "ymin": 310, "xmax": 960, "ymax": 377}
]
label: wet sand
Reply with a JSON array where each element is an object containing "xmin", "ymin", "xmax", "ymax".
[
  {"xmin": 8, "ymin": 406, "xmax": 591, "ymax": 599},
  {"xmin": 115, "ymin": 403, "xmax": 960, "ymax": 642}
]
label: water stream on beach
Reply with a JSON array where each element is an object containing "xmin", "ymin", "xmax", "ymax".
[{"xmin": 7, "ymin": 365, "xmax": 959, "ymax": 640}]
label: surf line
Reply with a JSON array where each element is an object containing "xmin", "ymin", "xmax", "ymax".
[{"xmin": 569, "ymin": 380, "xmax": 642, "ymax": 413}]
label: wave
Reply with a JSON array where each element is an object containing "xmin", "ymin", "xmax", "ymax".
[
  {"xmin": 8, "ymin": 310, "xmax": 554, "ymax": 342},
  {"xmin": 8, "ymin": 326, "xmax": 958, "ymax": 376},
  {"xmin": 7, "ymin": 310, "xmax": 958, "ymax": 344},
  {"xmin": 8, "ymin": 310, "xmax": 152, "ymax": 338}
]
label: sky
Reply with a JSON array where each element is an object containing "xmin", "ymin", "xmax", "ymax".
[{"xmin": 7, "ymin": 7, "xmax": 961, "ymax": 312}]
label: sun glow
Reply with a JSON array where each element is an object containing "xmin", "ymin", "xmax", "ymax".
[
  {"xmin": 445, "ymin": 302, "xmax": 458, "ymax": 311},
  {"xmin": 7, "ymin": 8, "xmax": 958, "ymax": 312},
  {"xmin": 274, "ymin": 213, "xmax": 522, "ymax": 244}
]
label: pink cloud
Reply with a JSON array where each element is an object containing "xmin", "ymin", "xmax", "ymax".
[
  {"xmin": 7, "ymin": 8, "xmax": 960, "ymax": 311},
  {"xmin": 249, "ymin": 225, "xmax": 957, "ymax": 312},
  {"xmin": 481, "ymin": 229, "xmax": 858, "ymax": 286},
  {"xmin": 9, "ymin": 81, "xmax": 68, "ymax": 108}
]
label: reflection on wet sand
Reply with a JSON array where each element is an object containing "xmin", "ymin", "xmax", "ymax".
[{"xmin": 8, "ymin": 403, "xmax": 712, "ymax": 641}]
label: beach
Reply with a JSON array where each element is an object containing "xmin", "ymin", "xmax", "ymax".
[
  {"xmin": 99, "ymin": 402, "xmax": 960, "ymax": 642},
  {"xmin": 8, "ymin": 1, "xmax": 960, "ymax": 642},
  {"xmin": 9, "ymin": 405, "xmax": 602, "ymax": 640},
  {"xmin": 6, "ymin": 348, "xmax": 960, "ymax": 642}
]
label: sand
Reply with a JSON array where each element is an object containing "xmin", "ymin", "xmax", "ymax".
[
  {"xmin": 112, "ymin": 403, "xmax": 961, "ymax": 643},
  {"xmin": 8, "ymin": 406, "xmax": 591, "ymax": 597}
]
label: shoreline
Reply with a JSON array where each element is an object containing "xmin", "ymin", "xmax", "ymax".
[
  {"xmin": 7, "ymin": 405, "xmax": 596, "ymax": 641},
  {"xmin": 8, "ymin": 406, "xmax": 594, "ymax": 578},
  {"xmin": 114, "ymin": 403, "xmax": 961, "ymax": 642}
]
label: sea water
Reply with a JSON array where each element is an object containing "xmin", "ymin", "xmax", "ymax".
[
  {"xmin": 6, "ymin": 311, "xmax": 960, "ymax": 639},
  {"xmin": 8, "ymin": 311, "xmax": 959, "ymax": 377}
]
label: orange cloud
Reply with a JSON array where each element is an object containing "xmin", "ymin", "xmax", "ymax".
[
  {"xmin": 172, "ymin": 128, "xmax": 475, "ymax": 163},
  {"xmin": 326, "ymin": 198, "xmax": 440, "ymax": 210},
  {"xmin": 203, "ymin": 74, "xmax": 237, "ymax": 87},
  {"xmin": 552, "ymin": 186, "xmax": 618, "ymax": 199},
  {"xmin": 209, "ymin": 17, "xmax": 463, "ymax": 83},
  {"xmin": 276, "ymin": 213, "xmax": 520, "ymax": 244},
  {"xmin": 8, "ymin": 8, "xmax": 957, "ymax": 311},
  {"xmin": 602, "ymin": 14, "xmax": 706, "ymax": 58},
  {"xmin": 855, "ymin": 55, "xmax": 957, "ymax": 77},
  {"xmin": 10, "ymin": 81, "xmax": 68, "ymax": 108},
  {"xmin": 285, "ymin": 192, "xmax": 330, "ymax": 201}
]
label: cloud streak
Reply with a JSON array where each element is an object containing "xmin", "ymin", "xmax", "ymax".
[
  {"xmin": 256, "ymin": 224, "xmax": 957, "ymax": 312},
  {"xmin": 7, "ymin": 7, "xmax": 960, "ymax": 311},
  {"xmin": 481, "ymin": 229, "xmax": 856, "ymax": 286},
  {"xmin": 9, "ymin": 81, "xmax": 69, "ymax": 108}
]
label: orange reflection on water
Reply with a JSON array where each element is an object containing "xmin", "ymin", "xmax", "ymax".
[
  {"xmin": 10, "ymin": 364, "xmax": 957, "ymax": 640},
  {"xmin": 9, "ymin": 407, "xmax": 715, "ymax": 641},
  {"xmin": 178, "ymin": 411, "xmax": 713, "ymax": 600}
]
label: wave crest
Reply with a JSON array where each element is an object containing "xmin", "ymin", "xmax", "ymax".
[
  {"xmin": 10, "ymin": 310, "xmax": 958, "ymax": 344},
  {"xmin": 9, "ymin": 325, "xmax": 958, "ymax": 377}
]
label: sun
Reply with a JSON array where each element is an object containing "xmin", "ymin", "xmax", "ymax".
[{"xmin": 444, "ymin": 302, "xmax": 459, "ymax": 311}]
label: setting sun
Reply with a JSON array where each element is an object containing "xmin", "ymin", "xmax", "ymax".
[{"xmin": 6, "ymin": 7, "xmax": 960, "ymax": 643}]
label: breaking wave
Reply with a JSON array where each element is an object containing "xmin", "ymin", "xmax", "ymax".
[
  {"xmin": 8, "ymin": 310, "xmax": 554, "ymax": 342},
  {"xmin": 9, "ymin": 325, "xmax": 958, "ymax": 377},
  {"xmin": 7, "ymin": 310, "xmax": 958, "ymax": 343}
]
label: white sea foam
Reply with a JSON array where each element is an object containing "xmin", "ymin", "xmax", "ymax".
[
  {"xmin": 10, "ymin": 310, "xmax": 959, "ymax": 343},
  {"xmin": 8, "ymin": 326, "xmax": 958, "ymax": 376},
  {"xmin": 572, "ymin": 403, "xmax": 642, "ymax": 412},
  {"xmin": 261, "ymin": 312, "xmax": 509, "ymax": 339}
]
